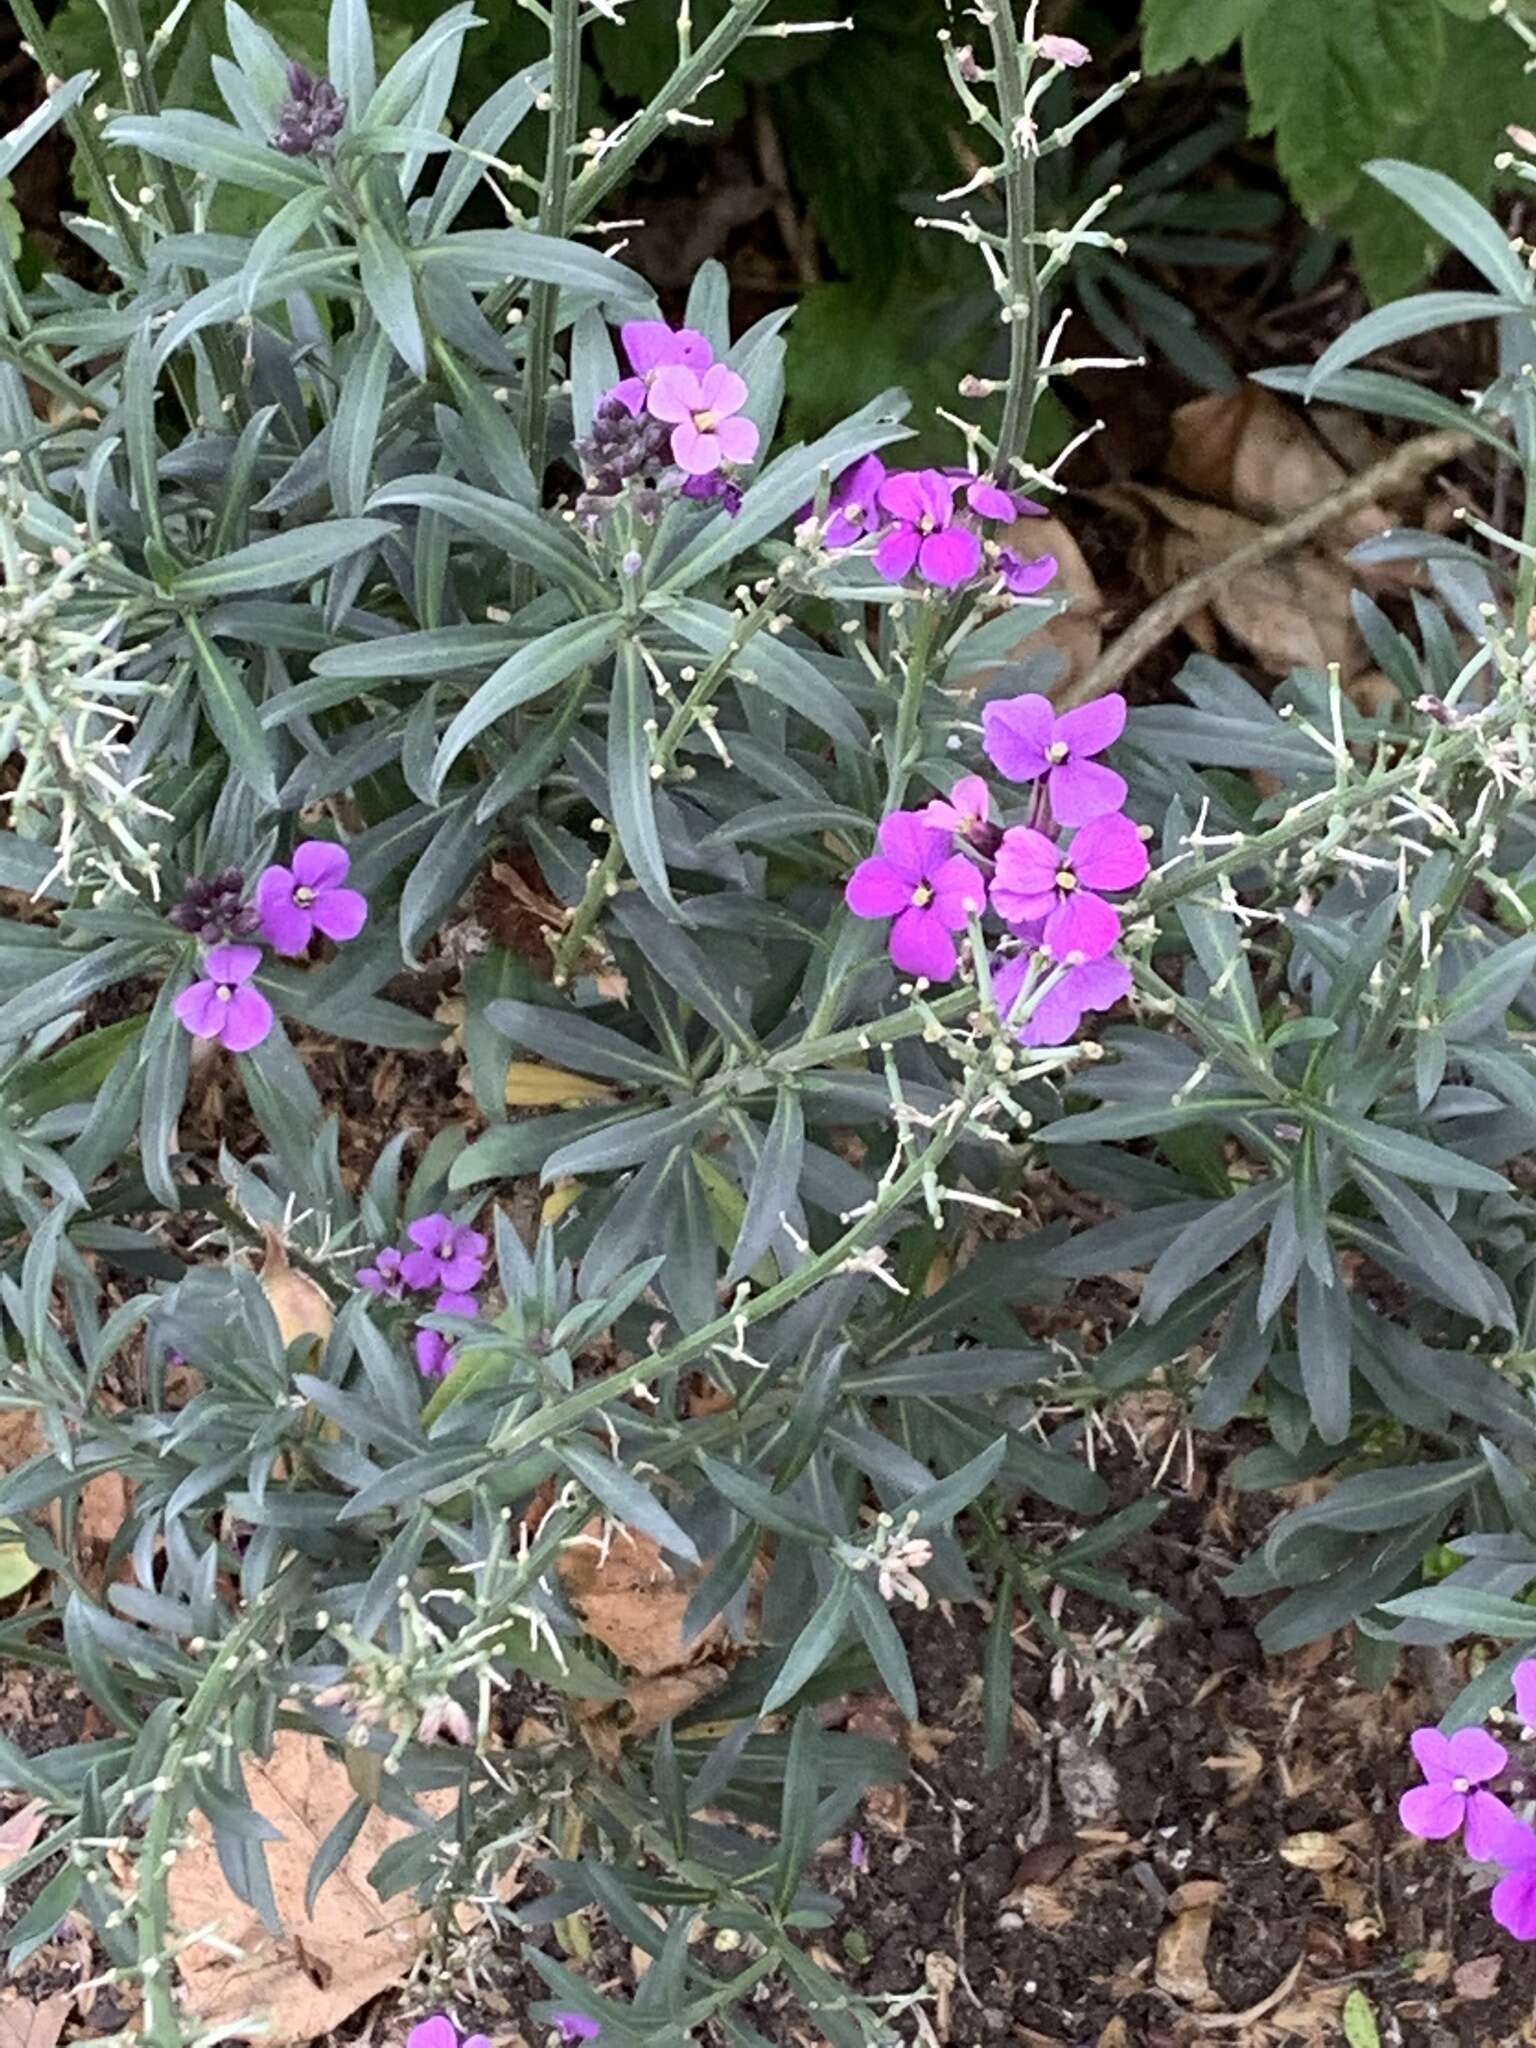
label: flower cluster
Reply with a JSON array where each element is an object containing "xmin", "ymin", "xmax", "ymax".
[
  {"xmin": 575, "ymin": 321, "xmax": 758, "ymax": 522},
  {"xmin": 359, "ymin": 1213, "xmax": 488, "ymax": 1378},
  {"xmin": 1400, "ymin": 1661, "xmax": 1536, "ymax": 1942},
  {"xmin": 408, "ymin": 2009, "xmax": 598, "ymax": 2048},
  {"xmin": 272, "ymin": 62, "xmax": 346, "ymax": 158},
  {"xmin": 172, "ymin": 840, "xmax": 368, "ymax": 1054},
  {"xmin": 813, "ymin": 455, "xmax": 1058, "ymax": 595},
  {"xmin": 844, "ymin": 692, "xmax": 1143, "ymax": 1047}
]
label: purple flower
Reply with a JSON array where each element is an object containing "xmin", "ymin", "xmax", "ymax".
[
  {"xmin": 681, "ymin": 471, "xmax": 744, "ymax": 515},
  {"xmin": 1516, "ymin": 1658, "xmax": 1536, "ymax": 1729},
  {"xmin": 407, "ymin": 2018, "xmax": 488, "ymax": 2048},
  {"xmin": 552, "ymin": 2019, "xmax": 601, "ymax": 2045},
  {"xmin": 922, "ymin": 774, "xmax": 991, "ymax": 841},
  {"xmin": 256, "ymin": 841, "xmax": 368, "ymax": 956},
  {"xmin": 400, "ymin": 1214, "xmax": 488, "ymax": 1293},
  {"xmin": 1491, "ymin": 1813, "xmax": 1536, "ymax": 1940},
  {"xmin": 167, "ymin": 867, "xmax": 260, "ymax": 942},
  {"xmin": 999, "ymin": 548, "xmax": 1059, "ymax": 597},
  {"xmin": 992, "ymin": 947, "xmax": 1132, "ymax": 1048},
  {"xmin": 358, "ymin": 1246, "xmax": 406, "ymax": 1301},
  {"xmin": 848, "ymin": 1830, "xmax": 869, "ymax": 1872},
  {"xmin": 434, "ymin": 1289, "xmax": 479, "ymax": 1320},
  {"xmin": 951, "ymin": 474, "xmax": 1019, "ymax": 522},
  {"xmin": 1037, "ymin": 32, "xmax": 1091, "ymax": 66},
  {"xmin": 174, "ymin": 943, "xmax": 273, "ymax": 1053},
  {"xmin": 872, "ymin": 471, "xmax": 981, "ymax": 587},
  {"xmin": 609, "ymin": 319, "xmax": 713, "ymax": 416},
  {"xmin": 845, "ymin": 810, "xmax": 986, "ymax": 982},
  {"xmin": 823, "ymin": 455, "xmax": 888, "ymax": 547},
  {"xmin": 982, "ymin": 693, "xmax": 1128, "ymax": 825},
  {"xmin": 1399, "ymin": 1726, "xmax": 1511, "ymax": 1858},
  {"xmin": 272, "ymin": 62, "xmax": 346, "ymax": 158},
  {"xmin": 414, "ymin": 1326, "xmax": 454, "ymax": 1378},
  {"xmin": 992, "ymin": 813, "xmax": 1148, "ymax": 960},
  {"xmin": 648, "ymin": 363, "xmax": 759, "ymax": 477}
]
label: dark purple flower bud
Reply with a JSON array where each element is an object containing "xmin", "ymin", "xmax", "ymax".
[
  {"xmin": 681, "ymin": 472, "xmax": 743, "ymax": 516},
  {"xmin": 272, "ymin": 60, "xmax": 347, "ymax": 158},
  {"xmin": 168, "ymin": 868, "xmax": 260, "ymax": 942}
]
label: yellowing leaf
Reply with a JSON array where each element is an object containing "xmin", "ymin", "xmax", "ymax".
[
  {"xmin": 0, "ymin": 1522, "xmax": 41, "ymax": 1601},
  {"xmin": 504, "ymin": 1061, "xmax": 616, "ymax": 1107},
  {"xmin": 541, "ymin": 1179, "xmax": 584, "ymax": 1227}
]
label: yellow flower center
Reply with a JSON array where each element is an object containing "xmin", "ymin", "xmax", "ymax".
[
  {"xmin": 1056, "ymin": 868, "xmax": 1077, "ymax": 892},
  {"xmin": 912, "ymin": 882, "xmax": 934, "ymax": 907},
  {"xmin": 1047, "ymin": 741, "xmax": 1069, "ymax": 763},
  {"xmin": 694, "ymin": 408, "xmax": 719, "ymax": 431}
]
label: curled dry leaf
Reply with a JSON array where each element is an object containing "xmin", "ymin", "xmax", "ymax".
[
  {"xmin": 1452, "ymin": 1953, "xmax": 1502, "ymax": 2001},
  {"xmin": 0, "ymin": 1992, "xmax": 73, "ymax": 2048},
  {"xmin": 1278, "ymin": 1829, "xmax": 1347, "ymax": 1872},
  {"xmin": 1155, "ymin": 1900, "xmax": 1218, "ymax": 2009},
  {"xmin": 167, "ymin": 1728, "xmax": 457, "ymax": 2047},
  {"xmin": 258, "ymin": 1228, "xmax": 335, "ymax": 1354}
]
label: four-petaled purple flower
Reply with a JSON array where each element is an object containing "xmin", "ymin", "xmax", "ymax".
[
  {"xmin": 992, "ymin": 813, "xmax": 1148, "ymax": 960},
  {"xmin": 552, "ymin": 2017, "xmax": 602, "ymax": 2045},
  {"xmin": 954, "ymin": 475, "xmax": 1020, "ymax": 522},
  {"xmin": 406, "ymin": 2017, "xmax": 489, "ymax": 2048},
  {"xmin": 992, "ymin": 946, "xmax": 1132, "ymax": 1049},
  {"xmin": 1399, "ymin": 1725, "xmax": 1512, "ymax": 1860},
  {"xmin": 824, "ymin": 454, "xmax": 888, "ymax": 546},
  {"xmin": 983, "ymin": 693, "xmax": 1129, "ymax": 825},
  {"xmin": 257, "ymin": 841, "xmax": 368, "ymax": 956},
  {"xmin": 648, "ymin": 363, "xmax": 759, "ymax": 477},
  {"xmin": 923, "ymin": 774, "xmax": 991, "ymax": 843},
  {"xmin": 845, "ymin": 810, "xmax": 985, "ymax": 982},
  {"xmin": 609, "ymin": 320, "xmax": 714, "ymax": 417},
  {"xmin": 999, "ymin": 547, "xmax": 1059, "ymax": 596},
  {"xmin": 174, "ymin": 943, "xmax": 273, "ymax": 1053},
  {"xmin": 872, "ymin": 470, "xmax": 981, "ymax": 588},
  {"xmin": 1491, "ymin": 1811, "xmax": 1536, "ymax": 1941},
  {"xmin": 357, "ymin": 1246, "xmax": 407, "ymax": 1301},
  {"xmin": 401, "ymin": 1215, "xmax": 488, "ymax": 1293}
]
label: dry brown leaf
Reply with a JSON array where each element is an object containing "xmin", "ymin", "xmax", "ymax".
[
  {"xmin": 1155, "ymin": 1901, "xmax": 1217, "ymax": 2008},
  {"xmin": 1168, "ymin": 1878, "xmax": 1225, "ymax": 1913},
  {"xmin": 1167, "ymin": 388, "xmax": 1397, "ymax": 553},
  {"xmin": 1411, "ymin": 1949, "xmax": 1454, "ymax": 1986},
  {"xmin": 167, "ymin": 1729, "xmax": 452, "ymax": 2046},
  {"xmin": 1278, "ymin": 1830, "xmax": 1347, "ymax": 1872},
  {"xmin": 0, "ymin": 1993, "xmax": 72, "ymax": 2048},
  {"xmin": 1454, "ymin": 1953, "xmax": 1503, "ymax": 2001},
  {"xmin": 1107, "ymin": 482, "xmax": 1363, "ymax": 678},
  {"xmin": 557, "ymin": 1521, "xmax": 725, "ymax": 1679},
  {"xmin": 1204, "ymin": 1736, "xmax": 1264, "ymax": 1799},
  {"xmin": 0, "ymin": 1412, "xmax": 43, "ymax": 1472},
  {"xmin": 259, "ymin": 1229, "xmax": 335, "ymax": 1354},
  {"xmin": 0, "ymin": 1800, "xmax": 47, "ymax": 1867},
  {"xmin": 1095, "ymin": 2022, "xmax": 1130, "ymax": 2048}
]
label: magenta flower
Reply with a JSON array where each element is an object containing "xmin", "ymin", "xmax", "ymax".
[
  {"xmin": 434, "ymin": 1289, "xmax": 478, "ymax": 1320},
  {"xmin": 681, "ymin": 471, "xmax": 744, "ymax": 515},
  {"xmin": 999, "ymin": 547, "xmax": 1059, "ymax": 597},
  {"xmin": 922, "ymin": 774, "xmax": 990, "ymax": 840},
  {"xmin": 358, "ymin": 1246, "xmax": 406, "ymax": 1301},
  {"xmin": 958, "ymin": 475, "xmax": 1019, "ymax": 522},
  {"xmin": 648, "ymin": 363, "xmax": 759, "ymax": 477},
  {"xmin": 407, "ymin": 2019, "xmax": 489, "ymax": 2048},
  {"xmin": 992, "ymin": 813, "xmax": 1148, "ymax": 960},
  {"xmin": 845, "ymin": 810, "xmax": 986, "ymax": 982},
  {"xmin": 824, "ymin": 454, "xmax": 888, "ymax": 547},
  {"xmin": 174, "ymin": 943, "xmax": 273, "ymax": 1053},
  {"xmin": 415, "ymin": 1326, "xmax": 454, "ymax": 1377},
  {"xmin": 609, "ymin": 319, "xmax": 713, "ymax": 416},
  {"xmin": 1491, "ymin": 1815, "xmax": 1536, "ymax": 1940},
  {"xmin": 992, "ymin": 947, "xmax": 1132, "ymax": 1048},
  {"xmin": 983, "ymin": 693, "xmax": 1128, "ymax": 824},
  {"xmin": 400, "ymin": 1214, "xmax": 488, "ymax": 1293},
  {"xmin": 256, "ymin": 841, "xmax": 368, "ymax": 956},
  {"xmin": 1399, "ymin": 1726, "xmax": 1511, "ymax": 1858},
  {"xmin": 872, "ymin": 470, "xmax": 981, "ymax": 587},
  {"xmin": 552, "ymin": 2019, "xmax": 601, "ymax": 2045},
  {"xmin": 1513, "ymin": 1658, "xmax": 1536, "ymax": 1730}
]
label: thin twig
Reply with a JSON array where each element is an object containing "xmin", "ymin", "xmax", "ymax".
[{"xmin": 1058, "ymin": 426, "xmax": 1477, "ymax": 709}]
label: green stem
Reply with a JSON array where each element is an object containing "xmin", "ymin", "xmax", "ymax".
[
  {"xmin": 515, "ymin": 0, "xmax": 582, "ymax": 556},
  {"xmin": 985, "ymin": 0, "xmax": 1039, "ymax": 477},
  {"xmin": 884, "ymin": 602, "xmax": 936, "ymax": 814}
]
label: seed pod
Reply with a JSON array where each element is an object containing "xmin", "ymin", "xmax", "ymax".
[{"xmin": 258, "ymin": 1227, "xmax": 334, "ymax": 1354}]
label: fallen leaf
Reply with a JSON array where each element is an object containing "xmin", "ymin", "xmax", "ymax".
[
  {"xmin": 258, "ymin": 1229, "xmax": 334, "ymax": 1354},
  {"xmin": 0, "ymin": 1993, "xmax": 72, "ymax": 2048},
  {"xmin": 0, "ymin": 1800, "xmax": 47, "ymax": 1865},
  {"xmin": 1168, "ymin": 1878, "xmax": 1225, "ymax": 1912},
  {"xmin": 1167, "ymin": 388, "xmax": 1397, "ymax": 553},
  {"xmin": 1155, "ymin": 1901, "xmax": 1217, "ymax": 2008},
  {"xmin": 1203, "ymin": 1736, "xmax": 1264, "ymax": 1798},
  {"xmin": 503, "ymin": 1061, "xmax": 617, "ymax": 1108},
  {"xmin": 557, "ymin": 1521, "xmax": 726, "ymax": 1679},
  {"xmin": 1454, "ymin": 1953, "xmax": 1503, "ymax": 2001},
  {"xmin": 1279, "ymin": 1829, "xmax": 1347, "ymax": 1872},
  {"xmin": 1410, "ymin": 1949, "xmax": 1453, "ymax": 1986},
  {"xmin": 0, "ymin": 1413, "xmax": 43, "ymax": 1472},
  {"xmin": 167, "ymin": 1729, "xmax": 452, "ymax": 2046},
  {"xmin": 0, "ymin": 1523, "xmax": 42, "ymax": 1601},
  {"xmin": 1096, "ymin": 2023, "xmax": 1130, "ymax": 2048}
]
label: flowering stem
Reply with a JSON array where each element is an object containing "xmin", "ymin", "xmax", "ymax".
[
  {"xmin": 985, "ymin": 0, "xmax": 1040, "ymax": 478},
  {"xmin": 516, "ymin": 0, "xmax": 583, "ymax": 548},
  {"xmin": 883, "ymin": 602, "xmax": 937, "ymax": 813}
]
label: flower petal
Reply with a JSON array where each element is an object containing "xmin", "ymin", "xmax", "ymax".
[
  {"xmin": 409, "ymin": 1213, "xmax": 452, "ymax": 1250},
  {"xmin": 1514, "ymin": 1657, "xmax": 1536, "ymax": 1727},
  {"xmin": 889, "ymin": 904, "xmax": 957, "ymax": 981},
  {"xmin": 846, "ymin": 856, "xmax": 912, "ymax": 919},
  {"xmin": 671, "ymin": 422, "xmax": 721, "ymax": 475},
  {"xmin": 415, "ymin": 1327, "xmax": 452, "ymax": 1376},
  {"xmin": 1044, "ymin": 890, "xmax": 1121, "ymax": 961},
  {"xmin": 310, "ymin": 886, "xmax": 369, "ymax": 942},
  {"xmin": 646, "ymin": 365, "xmax": 701, "ymax": 423},
  {"xmin": 434, "ymin": 1290, "xmax": 479, "ymax": 1318},
  {"xmin": 1493, "ymin": 1865, "xmax": 1536, "ymax": 1940},
  {"xmin": 220, "ymin": 985, "xmax": 274, "ymax": 1054},
  {"xmin": 291, "ymin": 839, "xmax": 350, "ymax": 890},
  {"xmin": 1055, "ymin": 693, "xmax": 1128, "ymax": 760},
  {"xmin": 982, "ymin": 694, "xmax": 1054, "ymax": 782},
  {"xmin": 203, "ymin": 942, "xmax": 263, "ymax": 984},
  {"xmin": 914, "ymin": 468, "xmax": 957, "ymax": 525},
  {"xmin": 621, "ymin": 319, "xmax": 676, "ymax": 375},
  {"xmin": 877, "ymin": 808, "xmax": 950, "ymax": 881},
  {"xmin": 1409, "ymin": 1726, "xmax": 1453, "ymax": 1783},
  {"xmin": 255, "ymin": 870, "xmax": 311, "ymax": 955},
  {"xmin": 877, "ymin": 469, "xmax": 930, "ymax": 523},
  {"xmin": 674, "ymin": 326, "xmax": 714, "ymax": 371},
  {"xmin": 966, "ymin": 479, "xmax": 1017, "ymax": 521},
  {"xmin": 1397, "ymin": 1782, "xmax": 1464, "ymax": 1840},
  {"xmin": 1048, "ymin": 756, "xmax": 1128, "ymax": 827},
  {"xmin": 699, "ymin": 362, "xmax": 748, "ymax": 416},
  {"xmin": 1002, "ymin": 549, "xmax": 1058, "ymax": 596},
  {"xmin": 607, "ymin": 376, "xmax": 646, "ymax": 416},
  {"xmin": 714, "ymin": 413, "xmax": 760, "ymax": 465},
  {"xmin": 1016, "ymin": 970, "xmax": 1088, "ymax": 1048},
  {"xmin": 872, "ymin": 526, "xmax": 920, "ymax": 580},
  {"xmin": 1465, "ymin": 1788, "xmax": 1519, "ymax": 1861},
  {"xmin": 400, "ymin": 1248, "xmax": 442, "ymax": 1290},
  {"xmin": 1067, "ymin": 811, "xmax": 1148, "ymax": 892},
  {"xmin": 174, "ymin": 980, "xmax": 224, "ymax": 1039},
  {"xmin": 406, "ymin": 2018, "xmax": 460, "ymax": 2048},
  {"xmin": 1447, "ymin": 1724, "xmax": 1508, "ymax": 1785},
  {"xmin": 919, "ymin": 526, "xmax": 982, "ymax": 587},
  {"xmin": 929, "ymin": 853, "xmax": 987, "ymax": 925},
  {"xmin": 993, "ymin": 824, "xmax": 1059, "ymax": 896},
  {"xmin": 438, "ymin": 1251, "xmax": 487, "ymax": 1292}
]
